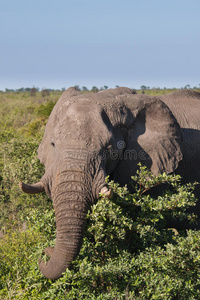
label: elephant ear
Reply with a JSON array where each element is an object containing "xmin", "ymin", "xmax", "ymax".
[{"xmin": 127, "ymin": 98, "xmax": 183, "ymax": 175}]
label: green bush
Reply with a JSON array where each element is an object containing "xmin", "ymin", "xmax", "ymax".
[
  {"xmin": 0, "ymin": 165, "xmax": 200, "ymax": 299},
  {"xmin": 0, "ymin": 140, "xmax": 50, "ymax": 230},
  {"xmin": 20, "ymin": 117, "xmax": 46, "ymax": 137},
  {"xmin": 34, "ymin": 101, "xmax": 55, "ymax": 117}
]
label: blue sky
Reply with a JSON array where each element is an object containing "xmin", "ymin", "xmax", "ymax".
[{"xmin": 1, "ymin": 0, "xmax": 200, "ymax": 90}]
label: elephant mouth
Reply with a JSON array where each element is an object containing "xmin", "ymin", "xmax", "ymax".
[{"xmin": 19, "ymin": 178, "xmax": 112, "ymax": 199}]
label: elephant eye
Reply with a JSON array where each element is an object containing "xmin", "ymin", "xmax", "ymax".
[{"xmin": 51, "ymin": 142, "xmax": 55, "ymax": 147}]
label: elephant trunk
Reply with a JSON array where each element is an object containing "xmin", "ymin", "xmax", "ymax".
[{"xmin": 39, "ymin": 168, "xmax": 96, "ymax": 280}]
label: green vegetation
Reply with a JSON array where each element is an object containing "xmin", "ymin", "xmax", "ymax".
[{"xmin": 0, "ymin": 88, "xmax": 200, "ymax": 299}]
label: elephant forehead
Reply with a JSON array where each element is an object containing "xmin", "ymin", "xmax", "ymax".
[
  {"xmin": 66, "ymin": 99, "xmax": 102, "ymax": 116},
  {"xmin": 52, "ymin": 101, "xmax": 112, "ymax": 146},
  {"xmin": 57, "ymin": 100, "xmax": 108, "ymax": 132}
]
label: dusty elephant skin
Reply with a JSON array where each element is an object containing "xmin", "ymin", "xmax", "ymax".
[{"xmin": 19, "ymin": 87, "xmax": 200, "ymax": 280}]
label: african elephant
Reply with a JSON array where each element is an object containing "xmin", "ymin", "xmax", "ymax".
[{"xmin": 19, "ymin": 87, "xmax": 200, "ymax": 280}]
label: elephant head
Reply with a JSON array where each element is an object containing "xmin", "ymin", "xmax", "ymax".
[{"xmin": 19, "ymin": 87, "xmax": 183, "ymax": 279}]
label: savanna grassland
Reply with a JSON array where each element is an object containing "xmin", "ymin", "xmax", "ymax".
[{"xmin": 0, "ymin": 87, "xmax": 200, "ymax": 299}]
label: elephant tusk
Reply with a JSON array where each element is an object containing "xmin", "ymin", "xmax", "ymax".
[
  {"xmin": 100, "ymin": 186, "xmax": 113, "ymax": 199},
  {"xmin": 19, "ymin": 181, "xmax": 44, "ymax": 194}
]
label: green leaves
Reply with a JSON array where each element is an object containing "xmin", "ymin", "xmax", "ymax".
[
  {"xmin": 131, "ymin": 163, "xmax": 182, "ymax": 195},
  {"xmin": 64, "ymin": 166, "xmax": 200, "ymax": 299},
  {"xmin": 0, "ymin": 162, "xmax": 200, "ymax": 299}
]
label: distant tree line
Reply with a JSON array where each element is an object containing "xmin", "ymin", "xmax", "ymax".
[
  {"xmin": 74, "ymin": 85, "xmax": 110, "ymax": 92},
  {"xmin": 1, "ymin": 84, "xmax": 200, "ymax": 94},
  {"xmin": 2, "ymin": 85, "xmax": 111, "ymax": 94},
  {"xmin": 140, "ymin": 84, "xmax": 200, "ymax": 91}
]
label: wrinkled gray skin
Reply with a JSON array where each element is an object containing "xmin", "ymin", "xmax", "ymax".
[{"xmin": 20, "ymin": 87, "xmax": 200, "ymax": 280}]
